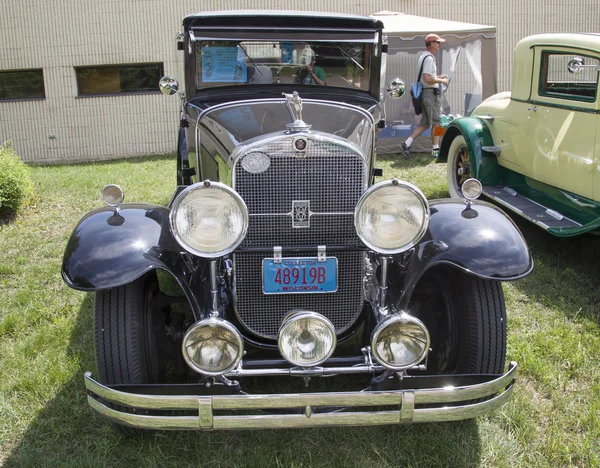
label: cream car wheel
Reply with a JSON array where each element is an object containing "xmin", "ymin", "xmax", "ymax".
[{"xmin": 446, "ymin": 135, "xmax": 473, "ymax": 198}]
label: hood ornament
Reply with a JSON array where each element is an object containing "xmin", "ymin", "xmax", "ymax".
[{"xmin": 282, "ymin": 91, "xmax": 312, "ymax": 132}]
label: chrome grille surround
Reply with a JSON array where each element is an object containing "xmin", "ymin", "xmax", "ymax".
[{"xmin": 233, "ymin": 134, "xmax": 368, "ymax": 339}]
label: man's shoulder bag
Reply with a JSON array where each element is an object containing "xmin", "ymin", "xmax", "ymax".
[{"xmin": 411, "ymin": 53, "xmax": 433, "ymax": 116}]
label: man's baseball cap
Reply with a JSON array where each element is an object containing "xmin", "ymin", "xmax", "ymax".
[{"xmin": 425, "ymin": 33, "xmax": 446, "ymax": 43}]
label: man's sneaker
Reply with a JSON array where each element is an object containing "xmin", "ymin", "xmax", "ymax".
[
  {"xmin": 431, "ymin": 148, "xmax": 440, "ymax": 159},
  {"xmin": 400, "ymin": 142, "xmax": 411, "ymax": 159}
]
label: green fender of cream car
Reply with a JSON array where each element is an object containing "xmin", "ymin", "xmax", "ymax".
[
  {"xmin": 438, "ymin": 117, "xmax": 501, "ymax": 186},
  {"xmin": 439, "ymin": 117, "xmax": 600, "ymax": 237}
]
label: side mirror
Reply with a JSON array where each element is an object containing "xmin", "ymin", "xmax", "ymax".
[
  {"xmin": 159, "ymin": 76, "xmax": 179, "ymax": 95},
  {"xmin": 567, "ymin": 57, "xmax": 585, "ymax": 74},
  {"xmin": 386, "ymin": 78, "xmax": 406, "ymax": 99}
]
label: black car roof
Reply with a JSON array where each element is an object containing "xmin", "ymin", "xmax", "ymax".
[{"xmin": 182, "ymin": 10, "xmax": 384, "ymax": 31}]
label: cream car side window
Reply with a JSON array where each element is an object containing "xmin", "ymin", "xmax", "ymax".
[{"xmin": 538, "ymin": 52, "xmax": 599, "ymax": 102}]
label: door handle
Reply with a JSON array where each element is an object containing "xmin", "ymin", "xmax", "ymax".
[{"xmin": 528, "ymin": 105, "xmax": 537, "ymax": 111}]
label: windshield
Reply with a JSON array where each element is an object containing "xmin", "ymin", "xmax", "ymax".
[{"xmin": 195, "ymin": 40, "xmax": 372, "ymax": 92}]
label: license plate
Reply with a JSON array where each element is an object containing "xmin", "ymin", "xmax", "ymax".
[{"xmin": 262, "ymin": 257, "xmax": 338, "ymax": 294}]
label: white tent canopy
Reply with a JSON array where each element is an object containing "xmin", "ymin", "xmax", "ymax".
[
  {"xmin": 372, "ymin": 11, "xmax": 496, "ymax": 37},
  {"xmin": 371, "ymin": 11, "xmax": 497, "ymax": 154}
]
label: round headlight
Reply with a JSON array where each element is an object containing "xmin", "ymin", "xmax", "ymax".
[
  {"xmin": 371, "ymin": 314, "xmax": 430, "ymax": 370},
  {"xmin": 354, "ymin": 179, "xmax": 430, "ymax": 254},
  {"xmin": 170, "ymin": 181, "xmax": 248, "ymax": 258},
  {"xmin": 182, "ymin": 318, "xmax": 244, "ymax": 375},
  {"xmin": 278, "ymin": 311, "xmax": 336, "ymax": 367}
]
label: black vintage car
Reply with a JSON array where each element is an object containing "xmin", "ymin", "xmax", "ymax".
[{"xmin": 62, "ymin": 11, "xmax": 532, "ymax": 433}]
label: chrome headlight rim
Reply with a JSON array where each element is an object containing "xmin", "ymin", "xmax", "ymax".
[
  {"xmin": 169, "ymin": 180, "xmax": 249, "ymax": 258},
  {"xmin": 278, "ymin": 311, "xmax": 337, "ymax": 367},
  {"xmin": 371, "ymin": 313, "xmax": 430, "ymax": 370},
  {"xmin": 354, "ymin": 179, "xmax": 430, "ymax": 255},
  {"xmin": 181, "ymin": 317, "xmax": 244, "ymax": 376}
]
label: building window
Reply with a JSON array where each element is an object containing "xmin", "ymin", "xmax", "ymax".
[
  {"xmin": 75, "ymin": 63, "xmax": 164, "ymax": 96},
  {"xmin": 0, "ymin": 69, "xmax": 45, "ymax": 100},
  {"xmin": 539, "ymin": 52, "xmax": 598, "ymax": 102}
]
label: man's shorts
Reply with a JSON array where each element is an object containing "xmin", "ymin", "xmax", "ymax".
[{"xmin": 419, "ymin": 89, "xmax": 442, "ymax": 128}]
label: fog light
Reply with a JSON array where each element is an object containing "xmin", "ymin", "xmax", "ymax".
[
  {"xmin": 278, "ymin": 311, "xmax": 336, "ymax": 367},
  {"xmin": 182, "ymin": 318, "xmax": 243, "ymax": 375},
  {"xmin": 371, "ymin": 314, "xmax": 430, "ymax": 370}
]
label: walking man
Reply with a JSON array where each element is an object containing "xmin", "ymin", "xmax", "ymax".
[{"xmin": 400, "ymin": 33, "xmax": 449, "ymax": 159}]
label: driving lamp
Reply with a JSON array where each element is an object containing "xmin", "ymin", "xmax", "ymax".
[
  {"xmin": 182, "ymin": 318, "xmax": 244, "ymax": 375},
  {"xmin": 170, "ymin": 181, "xmax": 248, "ymax": 258},
  {"xmin": 278, "ymin": 311, "xmax": 336, "ymax": 367},
  {"xmin": 371, "ymin": 314, "xmax": 430, "ymax": 370},
  {"xmin": 354, "ymin": 179, "xmax": 430, "ymax": 254}
]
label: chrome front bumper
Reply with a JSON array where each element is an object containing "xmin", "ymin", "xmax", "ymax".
[{"xmin": 84, "ymin": 362, "xmax": 517, "ymax": 430}]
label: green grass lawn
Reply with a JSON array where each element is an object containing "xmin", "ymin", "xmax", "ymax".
[{"xmin": 0, "ymin": 153, "xmax": 598, "ymax": 467}]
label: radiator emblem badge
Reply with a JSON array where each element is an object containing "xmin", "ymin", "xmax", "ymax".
[
  {"xmin": 292, "ymin": 200, "xmax": 310, "ymax": 228},
  {"xmin": 294, "ymin": 137, "xmax": 307, "ymax": 152}
]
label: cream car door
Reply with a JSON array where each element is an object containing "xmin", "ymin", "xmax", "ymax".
[{"xmin": 524, "ymin": 48, "xmax": 599, "ymax": 201}]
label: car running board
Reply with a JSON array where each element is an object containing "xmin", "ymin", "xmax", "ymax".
[{"xmin": 483, "ymin": 186, "xmax": 582, "ymax": 231}]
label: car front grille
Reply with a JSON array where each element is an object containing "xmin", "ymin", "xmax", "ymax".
[{"xmin": 233, "ymin": 136, "xmax": 367, "ymax": 339}]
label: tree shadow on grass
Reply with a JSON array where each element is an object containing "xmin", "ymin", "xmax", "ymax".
[{"xmin": 4, "ymin": 295, "xmax": 486, "ymax": 468}]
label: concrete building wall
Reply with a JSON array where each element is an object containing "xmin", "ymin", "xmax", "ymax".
[{"xmin": 1, "ymin": 0, "xmax": 598, "ymax": 162}]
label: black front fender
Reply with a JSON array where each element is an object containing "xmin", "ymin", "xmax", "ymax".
[
  {"xmin": 62, "ymin": 204, "xmax": 207, "ymax": 311},
  {"xmin": 425, "ymin": 198, "xmax": 533, "ymax": 279},
  {"xmin": 394, "ymin": 198, "xmax": 533, "ymax": 310}
]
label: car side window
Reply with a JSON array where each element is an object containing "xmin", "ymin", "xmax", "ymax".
[{"xmin": 539, "ymin": 52, "xmax": 599, "ymax": 102}]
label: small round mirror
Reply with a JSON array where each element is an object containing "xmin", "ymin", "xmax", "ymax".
[
  {"xmin": 386, "ymin": 78, "xmax": 406, "ymax": 99},
  {"xmin": 567, "ymin": 57, "xmax": 585, "ymax": 74},
  {"xmin": 159, "ymin": 76, "xmax": 179, "ymax": 95}
]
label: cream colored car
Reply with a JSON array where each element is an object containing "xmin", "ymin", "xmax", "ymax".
[{"xmin": 439, "ymin": 33, "xmax": 600, "ymax": 237}]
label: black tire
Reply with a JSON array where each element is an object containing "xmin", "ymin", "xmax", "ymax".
[
  {"xmin": 446, "ymin": 134, "xmax": 473, "ymax": 199},
  {"xmin": 410, "ymin": 267, "xmax": 506, "ymax": 376},
  {"xmin": 94, "ymin": 273, "xmax": 166, "ymax": 435}
]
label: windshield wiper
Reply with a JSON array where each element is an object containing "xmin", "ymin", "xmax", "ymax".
[
  {"xmin": 237, "ymin": 45, "xmax": 263, "ymax": 76},
  {"xmin": 338, "ymin": 47, "xmax": 364, "ymax": 71}
]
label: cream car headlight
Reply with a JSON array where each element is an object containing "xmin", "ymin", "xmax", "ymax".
[
  {"xmin": 182, "ymin": 318, "xmax": 244, "ymax": 375},
  {"xmin": 354, "ymin": 179, "xmax": 430, "ymax": 254},
  {"xmin": 170, "ymin": 181, "xmax": 248, "ymax": 258},
  {"xmin": 278, "ymin": 311, "xmax": 336, "ymax": 367},
  {"xmin": 371, "ymin": 314, "xmax": 430, "ymax": 370}
]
